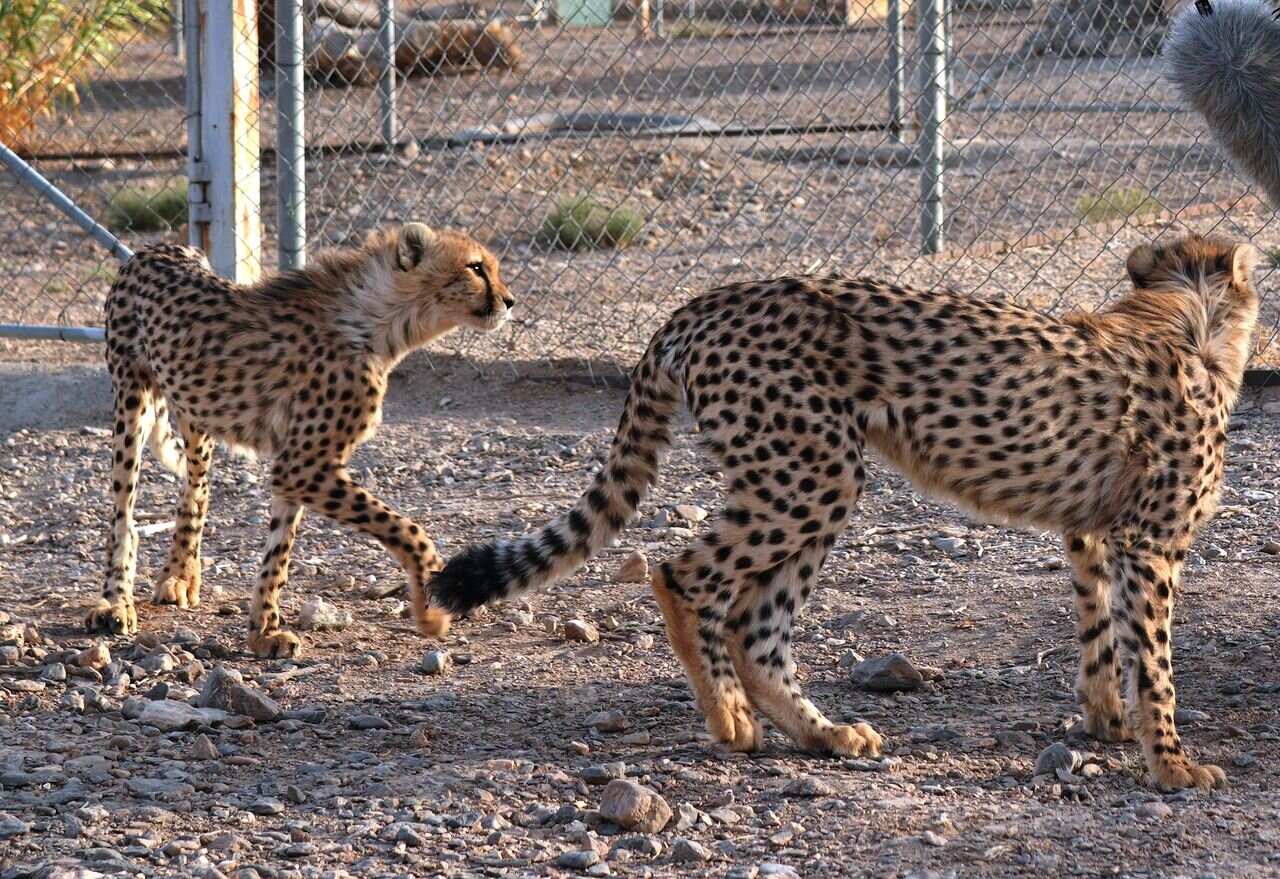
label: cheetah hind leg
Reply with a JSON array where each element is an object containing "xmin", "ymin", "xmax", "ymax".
[
  {"xmin": 728, "ymin": 541, "xmax": 883, "ymax": 759},
  {"xmin": 651, "ymin": 564, "xmax": 763, "ymax": 752},
  {"xmin": 153, "ymin": 425, "xmax": 214, "ymax": 610}
]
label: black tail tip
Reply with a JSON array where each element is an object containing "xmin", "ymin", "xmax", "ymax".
[{"xmin": 430, "ymin": 542, "xmax": 506, "ymax": 614}]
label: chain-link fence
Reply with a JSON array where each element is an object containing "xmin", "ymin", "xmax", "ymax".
[{"xmin": 2, "ymin": 0, "xmax": 1278, "ymax": 370}]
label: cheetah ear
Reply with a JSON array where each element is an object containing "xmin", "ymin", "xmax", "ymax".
[
  {"xmin": 1126, "ymin": 243, "xmax": 1157, "ymax": 287},
  {"xmin": 396, "ymin": 223, "xmax": 437, "ymax": 271},
  {"xmin": 1228, "ymin": 242, "xmax": 1258, "ymax": 286}
]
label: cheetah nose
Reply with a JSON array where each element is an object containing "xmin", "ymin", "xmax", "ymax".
[{"xmin": 501, "ymin": 292, "xmax": 515, "ymax": 310}]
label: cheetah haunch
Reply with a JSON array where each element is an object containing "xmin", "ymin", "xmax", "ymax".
[
  {"xmin": 88, "ymin": 223, "xmax": 513, "ymax": 657},
  {"xmin": 433, "ymin": 234, "xmax": 1259, "ymax": 792}
]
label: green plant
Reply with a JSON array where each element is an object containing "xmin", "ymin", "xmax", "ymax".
[
  {"xmin": 1263, "ymin": 246, "xmax": 1280, "ymax": 267},
  {"xmin": 1, "ymin": 0, "xmax": 167, "ymax": 149},
  {"xmin": 106, "ymin": 181, "xmax": 188, "ymax": 232},
  {"xmin": 1075, "ymin": 185, "xmax": 1161, "ymax": 223},
  {"xmin": 540, "ymin": 195, "xmax": 645, "ymax": 250}
]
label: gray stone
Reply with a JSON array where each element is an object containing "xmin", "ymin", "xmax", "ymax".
[
  {"xmin": 0, "ymin": 814, "xmax": 30, "ymax": 840},
  {"xmin": 230, "ymin": 685, "xmax": 280, "ymax": 721},
  {"xmin": 585, "ymin": 710, "xmax": 628, "ymax": 732},
  {"xmin": 199, "ymin": 665, "xmax": 244, "ymax": 710},
  {"xmin": 192, "ymin": 733, "xmax": 220, "ymax": 760},
  {"xmin": 759, "ymin": 863, "xmax": 800, "ymax": 877},
  {"xmin": 1136, "ymin": 801, "xmax": 1174, "ymax": 820},
  {"xmin": 126, "ymin": 778, "xmax": 195, "ymax": 800},
  {"xmin": 74, "ymin": 643, "xmax": 111, "ymax": 670},
  {"xmin": 298, "ymin": 597, "xmax": 352, "ymax": 632},
  {"xmin": 599, "ymin": 779, "xmax": 671, "ymax": 833},
  {"xmin": 556, "ymin": 850, "xmax": 600, "ymax": 869},
  {"xmin": 420, "ymin": 649, "xmax": 451, "ymax": 675},
  {"xmin": 348, "ymin": 714, "xmax": 391, "ymax": 730},
  {"xmin": 782, "ymin": 776, "xmax": 834, "ymax": 798},
  {"xmin": 565, "ymin": 619, "xmax": 600, "ymax": 643},
  {"xmin": 850, "ymin": 653, "xmax": 922, "ymax": 692},
  {"xmin": 1034, "ymin": 742, "xmax": 1081, "ymax": 777},
  {"xmin": 581, "ymin": 762, "xmax": 627, "ymax": 785},
  {"xmin": 139, "ymin": 699, "xmax": 206, "ymax": 731},
  {"xmin": 248, "ymin": 798, "xmax": 285, "ymax": 815},
  {"xmin": 670, "ymin": 838, "xmax": 711, "ymax": 864}
]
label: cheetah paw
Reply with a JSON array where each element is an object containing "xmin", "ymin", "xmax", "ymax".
[
  {"xmin": 85, "ymin": 600, "xmax": 137, "ymax": 636},
  {"xmin": 817, "ymin": 722, "xmax": 884, "ymax": 758},
  {"xmin": 415, "ymin": 607, "xmax": 451, "ymax": 637},
  {"xmin": 247, "ymin": 630, "xmax": 303, "ymax": 659},
  {"xmin": 1151, "ymin": 760, "xmax": 1227, "ymax": 792},
  {"xmin": 706, "ymin": 699, "xmax": 764, "ymax": 752},
  {"xmin": 1083, "ymin": 709, "xmax": 1135, "ymax": 742},
  {"xmin": 152, "ymin": 575, "xmax": 200, "ymax": 609}
]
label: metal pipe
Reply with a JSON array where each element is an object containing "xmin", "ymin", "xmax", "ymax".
[
  {"xmin": 942, "ymin": 0, "xmax": 952, "ymax": 99},
  {"xmin": 887, "ymin": 0, "xmax": 904, "ymax": 141},
  {"xmin": 172, "ymin": 0, "xmax": 183, "ymax": 58},
  {"xmin": 964, "ymin": 101, "xmax": 1185, "ymax": 114},
  {"xmin": 917, "ymin": 0, "xmax": 947, "ymax": 255},
  {"xmin": 379, "ymin": 0, "xmax": 397, "ymax": 146},
  {"xmin": 0, "ymin": 142, "xmax": 133, "ymax": 263},
  {"xmin": 275, "ymin": 0, "xmax": 307, "ymax": 270},
  {"xmin": 183, "ymin": 0, "xmax": 203, "ymax": 251},
  {"xmin": 0, "ymin": 324, "xmax": 105, "ymax": 343},
  {"xmin": 653, "ymin": 0, "xmax": 664, "ymax": 38}
]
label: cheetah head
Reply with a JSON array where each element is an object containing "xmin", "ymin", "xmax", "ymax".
[
  {"xmin": 383, "ymin": 222, "xmax": 515, "ymax": 333},
  {"xmin": 1125, "ymin": 233, "xmax": 1260, "ymax": 378}
]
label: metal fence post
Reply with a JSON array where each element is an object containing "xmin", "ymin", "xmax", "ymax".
[
  {"xmin": 276, "ymin": 0, "xmax": 307, "ymax": 270},
  {"xmin": 171, "ymin": 0, "xmax": 183, "ymax": 58},
  {"xmin": 186, "ymin": 0, "xmax": 262, "ymax": 282},
  {"xmin": 887, "ymin": 0, "xmax": 904, "ymax": 141},
  {"xmin": 918, "ymin": 0, "xmax": 947, "ymax": 255},
  {"xmin": 379, "ymin": 0, "xmax": 398, "ymax": 147}
]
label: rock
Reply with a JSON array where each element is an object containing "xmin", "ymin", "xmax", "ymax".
[
  {"xmin": 850, "ymin": 653, "xmax": 922, "ymax": 692},
  {"xmin": 673, "ymin": 504, "xmax": 708, "ymax": 523},
  {"xmin": 75, "ymin": 643, "xmax": 111, "ymax": 670},
  {"xmin": 1175, "ymin": 708, "xmax": 1210, "ymax": 723},
  {"xmin": 616, "ymin": 550, "xmax": 649, "ymax": 583},
  {"xmin": 555, "ymin": 850, "xmax": 600, "ymax": 869},
  {"xmin": 673, "ymin": 802, "xmax": 702, "ymax": 832},
  {"xmin": 192, "ymin": 734, "xmax": 220, "ymax": 760},
  {"xmin": 1034, "ymin": 742, "xmax": 1081, "ymax": 777},
  {"xmin": 139, "ymin": 699, "xmax": 206, "ymax": 731},
  {"xmin": 139, "ymin": 652, "xmax": 177, "ymax": 673},
  {"xmin": 921, "ymin": 830, "xmax": 948, "ymax": 847},
  {"xmin": 782, "ymin": 776, "xmax": 834, "ymax": 798},
  {"xmin": 1262, "ymin": 540, "xmax": 1280, "ymax": 555},
  {"xmin": 759, "ymin": 864, "xmax": 801, "ymax": 878},
  {"xmin": 0, "ymin": 814, "xmax": 30, "ymax": 839},
  {"xmin": 1136, "ymin": 801, "xmax": 1173, "ymax": 820},
  {"xmin": 409, "ymin": 725, "xmax": 431, "ymax": 749},
  {"xmin": 41, "ymin": 662, "xmax": 67, "ymax": 682},
  {"xmin": 930, "ymin": 536, "xmax": 967, "ymax": 556},
  {"xmin": 348, "ymin": 713, "xmax": 391, "ymax": 730},
  {"xmin": 230, "ymin": 685, "xmax": 280, "ymax": 721},
  {"xmin": 125, "ymin": 778, "xmax": 195, "ymax": 799},
  {"xmin": 298, "ymin": 597, "xmax": 352, "ymax": 632},
  {"xmin": 565, "ymin": 620, "xmax": 600, "ymax": 643},
  {"xmin": 248, "ymin": 798, "xmax": 285, "ymax": 816},
  {"xmin": 198, "ymin": 665, "xmax": 243, "ymax": 710},
  {"xmin": 60, "ymin": 691, "xmax": 86, "ymax": 714},
  {"xmin": 121, "ymin": 696, "xmax": 147, "ymax": 719},
  {"xmin": 581, "ymin": 762, "xmax": 627, "ymax": 785},
  {"xmin": 586, "ymin": 710, "xmax": 628, "ymax": 732},
  {"xmin": 598, "ymin": 779, "xmax": 672, "ymax": 833},
  {"xmin": 670, "ymin": 838, "xmax": 711, "ymax": 864},
  {"xmin": 420, "ymin": 649, "xmax": 451, "ymax": 675}
]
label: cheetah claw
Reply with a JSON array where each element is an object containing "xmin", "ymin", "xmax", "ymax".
[{"xmin": 85, "ymin": 600, "xmax": 137, "ymax": 636}]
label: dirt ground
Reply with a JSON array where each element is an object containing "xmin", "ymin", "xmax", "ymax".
[{"xmin": 1, "ymin": 347, "xmax": 1278, "ymax": 879}]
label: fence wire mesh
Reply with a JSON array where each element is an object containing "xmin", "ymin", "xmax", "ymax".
[{"xmin": 2, "ymin": 0, "xmax": 1278, "ymax": 369}]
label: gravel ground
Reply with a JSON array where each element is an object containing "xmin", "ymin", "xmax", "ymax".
[{"xmin": 2, "ymin": 354, "xmax": 1279, "ymax": 879}]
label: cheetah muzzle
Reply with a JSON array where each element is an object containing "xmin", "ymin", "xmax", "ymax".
[{"xmin": 433, "ymin": 233, "xmax": 1258, "ymax": 792}]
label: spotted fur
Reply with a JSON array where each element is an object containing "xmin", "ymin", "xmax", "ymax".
[
  {"xmin": 87, "ymin": 223, "xmax": 513, "ymax": 657},
  {"xmin": 434, "ymin": 234, "xmax": 1258, "ymax": 791}
]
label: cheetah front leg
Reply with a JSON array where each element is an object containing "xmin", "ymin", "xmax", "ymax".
[
  {"xmin": 246, "ymin": 495, "xmax": 306, "ymax": 658},
  {"xmin": 272, "ymin": 462, "xmax": 451, "ymax": 647},
  {"xmin": 1111, "ymin": 542, "xmax": 1225, "ymax": 791},
  {"xmin": 153, "ymin": 425, "xmax": 214, "ymax": 609},
  {"xmin": 1064, "ymin": 533, "xmax": 1132, "ymax": 742},
  {"xmin": 86, "ymin": 372, "xmax": 148, "ymax": 636}
]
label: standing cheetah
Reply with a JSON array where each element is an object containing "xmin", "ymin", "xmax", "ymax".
[
  {"xmin": 431, "ymin": 234, "xmax": 1259, "ymax": 791},
  {"xmin": 87, "ymin": 223, "xmax": 513, "ymax": 657}
]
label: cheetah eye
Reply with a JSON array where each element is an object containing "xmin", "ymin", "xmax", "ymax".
[{"xmin": 466, "ymin": 262, "xmax": 485, "ymax": 276}]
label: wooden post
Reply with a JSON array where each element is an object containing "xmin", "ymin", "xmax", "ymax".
[{"xmin": 187, "ymin": 0, "xmax": 261, "ymax": 283}]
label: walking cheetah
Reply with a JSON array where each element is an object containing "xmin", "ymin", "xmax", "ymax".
[
  {"xmin": 87, "ymin": 223, "xmax": 513, "ymax": 657},
  {"xmin": 431, "ymin": 234, "xmax": 1259, "ymax": 791}
]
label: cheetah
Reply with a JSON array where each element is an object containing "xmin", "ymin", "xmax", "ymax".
[
  {"xmin": 87, "ymin": 223, "xmax": 513, "ymax": 657},
  {"xmin": 431, "ymin": 234, "xmax": 1259, "ymax": 792}
]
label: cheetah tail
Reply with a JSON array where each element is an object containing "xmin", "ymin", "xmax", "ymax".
[
  {"xmin": 430, "ymin": 333, "xmax": 684, "ymax": 615},
  {"xmin": 139, "ymin": 395, "xmax": 187, "ymax": 478}
]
